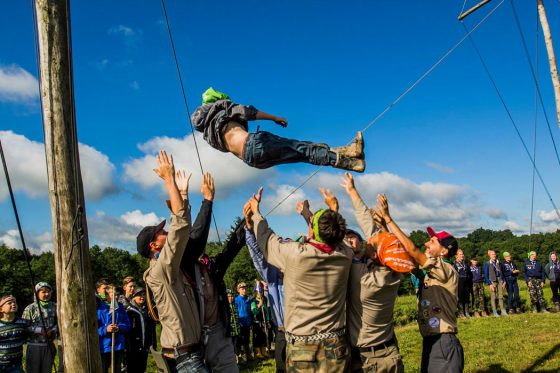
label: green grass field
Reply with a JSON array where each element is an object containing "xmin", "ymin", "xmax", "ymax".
[{"xmin": 143, "ymin": 281, "xmax": 560, "ymax": 372}]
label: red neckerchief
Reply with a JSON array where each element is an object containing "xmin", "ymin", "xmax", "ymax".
[{"xmin": 308, "ymin": 240, "xmax": 335, "ymax": 255}]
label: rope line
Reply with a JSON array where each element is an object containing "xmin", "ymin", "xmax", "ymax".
[
  {"xmin": 160, "ymin": 0, "xmax": 222, "ymax": 243},
  {"xmin": 265, "ymin": 0, "xmax": 504, "ymax": 216},
  {"xmin": 529, "ymin": 6, "xmax": 539, "ymax": 248},
  {"xmin": 460, "ymin": 21, "xmax": 560, "ymax": 221},
  {"xmin": 509, "ymin": 0, "xmax": 560, "ymax": 168}
]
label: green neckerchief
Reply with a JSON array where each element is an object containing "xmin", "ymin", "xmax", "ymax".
[
  {"xmin": 39, "ymin": 300, "xmax": 50, "ymax": 307},
  {"xmin": 443, "ymin": 258, "xmax": 453, "ymax": 265}
]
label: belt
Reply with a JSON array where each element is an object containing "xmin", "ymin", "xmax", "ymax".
[
  {"xmin": 286, "ymin": 328, "xmax": 345, "ymax": 343},
  {"xmin": 358, "ymin": 336, "xmax": 396, "ymax": 353},
  {"xmin": 161, "ymin": 343, "xmax": 201, "ymax": 359}
]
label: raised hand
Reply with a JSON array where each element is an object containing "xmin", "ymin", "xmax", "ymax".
[
  {"xmin": 249, "ymin": 187, "xmax": 263, "ymax": 215},
  {"xmin": 274, "ymin": 117, "xmax": 288, "ymax": 127},
  {"xmin": 153, "ymin": 150, "xmax": 175, "ymax": 183},
  {"xmin": 377, "ymin": 193, "xmax": 391, "ymax": 220},
  {"xmin": 319, "ymin": 188, "xmax": 339, "ymax": 212},
  {"xmin": 201, "ymin": 172, "xmax": 215, "ymax": 201},
  {"xmin": 175, "ymin": 170, "xmax": 192, "ymax": 198},
  {"xmin": 243, "ymin": 201, "xmax": 253, "ymax": 228},
  {"xmin": 296, "ymin": 201, "xmax": 305, "ymax": 214},
  {"xmin": 341, "ymin": 172, "xmax": 356, "ymax": 194}
]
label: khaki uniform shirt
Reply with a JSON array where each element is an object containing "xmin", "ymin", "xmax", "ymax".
[
  {"xmin": 347, "ymin": 194, "xmax": 402, "ymax": 347},
  {"xmin": 252, "ymin": 212, "xmax": 353, "ymax": 336},
  {"xmin": 417, "ymin": 255, "xmax": 458, "ymax": 337},
  {"xmin": 144, "ymin": 202, "xmax": 202, "ymax": 348}
]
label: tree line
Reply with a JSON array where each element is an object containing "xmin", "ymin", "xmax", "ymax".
[{"xmin": 1, "ymin": 227, "xmax": 558, "ymax": 311}]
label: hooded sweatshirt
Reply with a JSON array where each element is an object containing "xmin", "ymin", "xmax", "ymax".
[{"xmin": 544, "ymin": 253, "xmax": 560, "ymax": 282}]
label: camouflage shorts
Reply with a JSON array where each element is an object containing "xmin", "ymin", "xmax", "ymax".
[
  {"xmin": 286, "ymin": 336, "xmax": 350, "ymax": 373},
  {"xmin": 528, "ymin": 278, "xmax": 546, "ymax": 307}
]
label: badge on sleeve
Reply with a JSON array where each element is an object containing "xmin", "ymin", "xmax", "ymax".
[
  {"xmin": 428, "ymin": 317, "xmax": 440, "ymax": 328},
  {"xmin": 421, "ymin": 300, "xmax": 430, "ymax": 308}
]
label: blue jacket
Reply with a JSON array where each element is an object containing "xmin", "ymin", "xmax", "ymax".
[
  {"xmin": 523, "ymin": 259, "xmax": 545, "ymax": 282},
  {"xmin": 501, "ymin": 260, "xmax": 519, "ymax": 279},
  {"xmin": 234, "ymin": 295, "xmax": 252, "ymax": 328},
  {"xmin": 470, "ymin": 265, "xmax": 484, "ymax": 283},
  {"xmin": 246, "ymin": 228, "xmax": 285, "ymax": 328},
  {"xmin": 97, "ymin": 302, "xmax": 131, "ymax": 353},
  {"xmin": 483, "ymin": 260, "xmax": 503, "ymax": 285}
]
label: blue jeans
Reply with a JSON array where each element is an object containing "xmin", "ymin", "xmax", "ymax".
[
  {"xmin": 243, "ymin": 131, "xmax": 337, "ymax": 169},
  {"xmin": 505, "ymin": 277, "xmax": 521, "ymax": 309},
  {"xmin": 169, "ymin": 350, "xmax": 209, "ymax": 373}
]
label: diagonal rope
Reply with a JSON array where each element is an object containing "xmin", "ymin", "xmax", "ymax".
[
  {"xmin": 160, "ymin": 0, "xmax": 221, "ymax": 243},
  {"xmin": 460, "ymin": 21, "xmax": 560, "ymax": 221},
  {"xmin": 264, "ymin": 0, "xmax": 505, "ymax": 216},
  {"xmin": 509, "ymin": 0, "xmax": 560, "ymax": 168}
]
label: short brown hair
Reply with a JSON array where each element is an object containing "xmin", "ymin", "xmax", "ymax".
[
  {"xmin": 122, "ymin": 276, "xmax": 135, "ymax": 287},
  {"xmin": 317, "ymin": 210, "xmax": 347, "ymax": 246}
]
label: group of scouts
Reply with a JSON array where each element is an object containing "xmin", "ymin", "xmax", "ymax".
[
  {"xmin": 132, "ymin": 149, "xmax": 464, "ymax": 373},
  {"xmin": 453, "ymin": 248, "xmax": 560, "ymax": 317}
]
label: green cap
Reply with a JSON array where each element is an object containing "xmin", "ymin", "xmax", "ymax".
[
  {"xmin": 503, "ymin": 251, "xmax": 510, "ymax": 259},
  {"xmin": 202, "ymin": 87, "xmax": 230, "ymax": 105},
  {"xmin": 528, "ymin": 251, "xmax": 536, "ymax": 258}
]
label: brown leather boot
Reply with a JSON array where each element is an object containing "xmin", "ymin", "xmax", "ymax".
[
  {"xmin": 331, "ymin": 131, "xmax": 364, "ymax": 158},
  {"xmin": 334, "ymin": 154, "xmax": 365, "ymax": 172}
]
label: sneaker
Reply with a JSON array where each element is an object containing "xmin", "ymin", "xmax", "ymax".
[
  {"xmin": 493, "ymin": 310, "xmax": 500, "ymax": 317},
  {"xmin": 516, "ymin": 308, "xmax": 522, "ymax": 314},
  {"xmin": 508, "ymin": 309, "xmax": 514, "ymax": 315},
  {"xmin": 501, "ymin": 309, "xmax": 508, "ymax": 316},
  {"xmin": 532, "ymin": 306, "xmax": 538, "ymax": 314},
  {"xmin": 334, "ymin": 155, "xmax": 365, "ymax": 173},
  {"xmin": 474, "ymin": 311, "xmax": 481, "ymax": 318},
  {"xmin": 541, "ymin": 308, "xmax": 551, "ymax": 314},
  {"xmin": 331, "ymin": 131, "xmax": 364, "ymax": 158}
]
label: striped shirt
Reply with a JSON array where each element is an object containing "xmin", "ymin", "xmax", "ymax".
[{"xmin": 0, "ymin": 317, "xmax": 29, "ymax": 366}]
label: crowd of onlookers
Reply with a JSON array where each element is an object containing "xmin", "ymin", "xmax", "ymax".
[{"xmin": 440, "ymin": 249, "xmax": 560, "ymax": 317}]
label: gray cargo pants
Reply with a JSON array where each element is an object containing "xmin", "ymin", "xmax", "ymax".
[
  {"xmin": 204, "ymin": 322, "xmax": 238, "ymax": 373},
  {"xmin": 421, "ymin": 334, "xmax": 463, "ymax": 373}
]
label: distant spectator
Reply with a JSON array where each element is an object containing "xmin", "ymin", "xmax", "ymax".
[
  {"xmin": 22, "ymin": 282, "xmax": 58, "ymax": 373},
  {"xmin": 125, "ymin": 287, "xmax": 156, "ymax": 373},
  {"xmin": 119, "ymin": 276, "xmax": 136, "ymax": 309},
  {"xmin": 544, "ymin": 252, "xmax": 560, "ymax": 313},
  {"xmin": 250, "ymin": 282, "xmax": 270, "ymax": 359},
  {"xmin": 0, "ymin": 295, "xmax": 29, "ymax": 372},
  {"xmin": 227, "ymin": 290, "xmax": 241, "ymax": 359},
  {"xmin": 454, "ymin": 249, "xmax": 472, "ymax": 318},
  {"xmin": 469, "ymin": 258, "xmax": 487, "ymax": 317},
  {"xmin": 501, "ymin": 252, "xmax": 521, "ymax": 314},
  {"xmin": 95, "ymin": 279, "xmax": 110, "ymax": 307},
  {"xmin": 97, "ymin": 286, "xmax": 131, "ymax": 373},
  {"xmin": 234, "ymin": 282, "xmax": 252, "ymax": 363},
  {"xmin": 523, "ymin": 251, "xmax": 549, "ymax": 313},
  {"xmin": 484, "ymin": 250, "xmax": 507, "ymax": 317}
]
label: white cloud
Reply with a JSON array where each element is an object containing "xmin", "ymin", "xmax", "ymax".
[
  {"xmin": 0, "ymin": 131, "xmax": 117, "ymax": 201},
  {"xmin": 120, "ymin": 210, "xmax": 164, "ymax": 227},
  {"xmin": 538, "ymin": 209, "xmax": 560, "ymax": 222},
  {"xmin": 264, "ymin": 171, "xmax": 482, "ymax": 236},
  {"xmin": 262, "ymin": 184, "xmax": 307, "ymax": 216},
  {"xmin": 426, "ymin": 161, "xmax": 454, "ymax": 174},
  {"xmin": 503, "ymin": 221, "xmax": 525, "ymax": 234},
  {"xmin": 486, "ymin": 208, "xmax": 507, "ymax": 220},
  {"xmin": 0, "ymin": 229, "xmax": 52, "ymax": 254},
  {"xmin": 123, "ymin": 133, "xmax": 272, "ymax": 198},
  {"xmin": 0, "ymin": 64, "xmax": 38, "ymax": 104},
  {"xmin": 108, "ymin": 25, "xmax": 138, "ymax": 37}
]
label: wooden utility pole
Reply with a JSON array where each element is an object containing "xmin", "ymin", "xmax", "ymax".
[
  {"xmin": 537, "ymin": 0, "xmax": 560, "ymax": 128},
  {"xmin": 33, "ymin": 1, "xmax": 102, "ymax": 372}
]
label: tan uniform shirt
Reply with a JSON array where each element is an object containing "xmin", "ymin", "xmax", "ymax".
[
  {"xmin": 417, "ymin": 255, "xmax": 458, "ymax": 337},
  {"xmin": 144, "ymin": 202, "xmax": 202, "ymax": 348},
  {"xmin": 347, "ymin": 194, "xmax": 402, "ymax": 347},
  {"xmin": 347, "ymin": 261, "xmax": 402, "ymax": 347},
  {"xmin": 252, "ymin": 212, "xmax": 353, "ymax": 336}
]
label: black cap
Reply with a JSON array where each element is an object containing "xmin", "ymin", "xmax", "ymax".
[
  {"xmin": 440, "ymin": 236, "xmax": 458, "ymax": 257},
  {"xmin": 132, "ymin": 287, "xmax": 146, "ymax": 298},
  {"xmin": 345, "ymin": 228, "xmax": 363, "ymax": 242},
  {"xmin": 136, "ymin": 220, "xmax": 166, "ymax": 258}
]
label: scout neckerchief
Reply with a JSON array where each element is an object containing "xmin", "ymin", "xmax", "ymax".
[
  {"xmin": 308, "ymin": 240, "xmax": 335, "ymax": 255},
  {"xmin": 491, "ymin": 260, "xmax": 501, "ymax": 277}
]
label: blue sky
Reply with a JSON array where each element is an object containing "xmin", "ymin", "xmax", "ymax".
[{"xmin": 1, "ymin": 0, "xmax": 559, "ymax": 252}]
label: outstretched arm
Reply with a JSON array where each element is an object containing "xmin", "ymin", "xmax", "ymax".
[
  {"xmin": 378, "ymin": 193, "xmax": 427, "ymax": 266},
  {"xmin": 255, "ymin": 111, "xmax": 288, "ymax": 127},
  {"xmin": 181, "ymin": 172, "xmax": 215, "ymax": 267},
  {"xmin": 341, "ymin": 172, "xmax": 376, "ymax": 237},
  {"xmin": 213, "ymin": 218, "xmax": 246, "ymax": 280}
]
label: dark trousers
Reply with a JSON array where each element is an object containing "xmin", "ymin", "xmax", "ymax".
[
  {"xmin": 25, "ymin": 343, "xmax": 55, "ymax": 373},
  {"xmin": 421, "ymin": 334, "xmax": 464, "ymax": 373},
  {"xmin": 457, "ymin": 278, "xmax": 470, "ymax": 307},
  {"xmin": 101, "ymin": 351, "xmax": 122, "ymax": 373},
  {"xmin": 125, "ymin": 350, "xmax": 148, "ymax": 373},
  {"xmin": 505, "ymin": 277, "xmax": 521, "ymax": 309},
  {"xmin": 236, "ymin": 325, "xmax": 251, "ymax": 355},
  {"xmin": 551, "ymin": 280, "xmax": 560, "ymax": 304},
  {"xmin": 243, "ymin": 131, "xmax": 337, "ymax": 169},
  {"xmin": 275, "ymin": 329, "xmax": 287, "ymax": 373}
]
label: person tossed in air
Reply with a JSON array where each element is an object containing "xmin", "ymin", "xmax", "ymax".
[{"xmin": 191, "ymin": 88, "xmax": 365, "ymax": 172}]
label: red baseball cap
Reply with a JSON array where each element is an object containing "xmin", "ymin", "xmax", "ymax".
[{"xmin": 426, "ymin": 226, "xmax": 452, "ymax": 241}]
